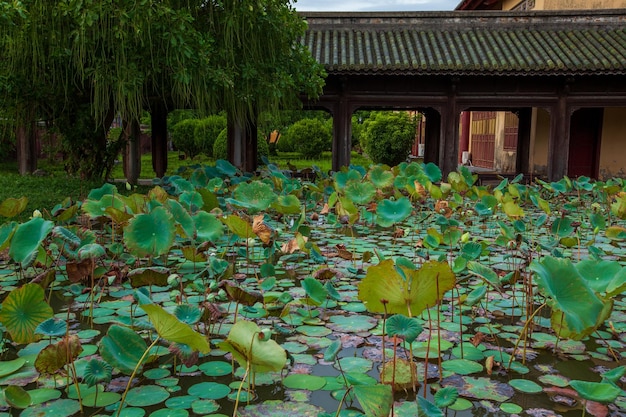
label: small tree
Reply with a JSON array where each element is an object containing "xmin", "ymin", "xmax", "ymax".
[
  {"xmin": 283, "ymin": 118, "xmax": 331, "ymax": 159},
  {"xmin": 171, "ymin": 119, "xmax": 201, "ymax": 160},
  {"xmin": 194, "ymin": 115, "xmax": 227, "ymax": 157},
  {"xmin": 362, "ymin": 112, "xmax": 416, "ymax": 166}
]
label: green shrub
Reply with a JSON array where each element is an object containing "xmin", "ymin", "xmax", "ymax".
[
  {"xmin": 213, "ymin": 128, "xmax": 270, "ymax": 165},
  {"xmin": 171, "ymin": 119, "xmax": 201, "ymax": 159},
  {"xmin": 283, "ymin": 118, "xmax": 331, "ymax": 159},
  {"xmin": 276, "ymin": 132, "xmax": 295, "ymax": 153},
  {"xmin": 194, "ymin": 115, "xmax": 226, "ymax": 157},
  {"xmin": 362, "ymin": 112, "xmax": 416, "ymax": 166}
]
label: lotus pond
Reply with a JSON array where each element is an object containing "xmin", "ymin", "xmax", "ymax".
[{"xmin": 0, "ymin": 161, "xmax": 625, "ymax": 417}]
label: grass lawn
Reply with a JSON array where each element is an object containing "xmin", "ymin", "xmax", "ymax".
[{"xmin": 1, "ymin": 151, "xmax": 372, "ymax": 222}]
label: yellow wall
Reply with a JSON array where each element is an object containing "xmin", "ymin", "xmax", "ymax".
[
  {"xmin": 531, "ymin": 108, "xmax": 550, "ymax": 177},
  {"xmin": 599, "ymin": 108, "xmax": 626, "ymax": 179}
]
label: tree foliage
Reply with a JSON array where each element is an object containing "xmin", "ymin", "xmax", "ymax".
[
  {"xmin": 362, "ymin": 112, "xmax": 417, "ymax": 166},
  {"xmin": 0, "ymin": 0, "xmax": 325, "ymax": 178}
]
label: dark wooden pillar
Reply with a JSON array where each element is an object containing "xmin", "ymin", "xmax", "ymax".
[
  {"xmin": 123, "ymin": 119, "xmax": 141, "ymax": 185},
  {"xmin": 332, "ymin": 97, "xmax": 352, "ymax": 172},
  {"xmin": 548, "ymin": 92, "xmax": 570, "ymax": 181},
  {"xmin": 459, "ymin": 111, "xmax": 471, "ymax": 164},
  {"xmin": 16, "ymin": 104, "xmax": 37, "ymax": 175},
  {"xmin": 151, "ymin": 103, "xmax": 168, "ymax": 178},
  {"xmin": 516, "ymin": 107, "xmax": 532, "ymax": 176},
  {"xmin": 227, "ymin": 113, "xmax": 258, "ymax": 173},
  {"xmin": 422, "ymin": 108, "xmax": 440, "ymax": 165},
  {"xmin": 439, "ymin": 86, "xmax": 460, "ymax": 177}
]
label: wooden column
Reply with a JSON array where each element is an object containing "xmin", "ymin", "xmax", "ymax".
[
  {"xmin": 422, "ymin": 108, "xmax": 441, "ymax": 165},
  {"xmin": 439, "ymin": 83, "xmax": 460, "ymax": 177},
  {"xmin": 151, "ymin": 103, "xmax": 168, "ymax": 178},
  {"xmin": 516, "ymin": 107, "xmax": 532, "ymax": 176},
  {"xmin": 227, "ymin": 113, "xmax": 258, "ymax": 173},
  {"xmin": 459, "ymin": 111, "xmax": 471, "ymax": 164},
  {"xmin": 548, "ymin": 91, "xmax": 570, "ymax": 181},
  {"xmin": 123, "ymin": 119, "xmax": 141, "ymax": 185},
  {"xmin": 16, "ymin": 104, "xmax": 37, "ymax": 175},
  {"xmin": 332, "ymin": 97, "xmax": 352, "ymax": 172}
]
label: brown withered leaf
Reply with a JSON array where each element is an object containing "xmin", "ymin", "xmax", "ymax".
[
  {"xmin": 66, "ymin": 259, "xmax": 93, "ymax": 283},
  {"xmin": 281, "ymin": 235, "xmax": 307, "ymax": 254},
  {"xmin": 469, "ymin": 332, "xmax": 486, "ymax": 347},
  {"xmin": 35, "ymin": 335, "xmax": 83, "ymax": 375},
  {"xmin": 252, "ymin": 214, "xmax": 274, "ymax": 246},
  {"xmin": 393, "ymin": 227, "xmax": 405, "ymax": 238},
  {"xmin": 335, "ymin": 244, "xmax": 353, "ymax": 260},
  {"xmin": 485, "ymin": 355, "xmax": 494, "ymax": 376},
  {"xmin": 313, "ymin": 268, "xmax": 344, "ymax": 281},
  {"xmin": 434, "ymin": 200, "xmax": 452, "ymax": 218},
  {"xmin": 320, "ymin": 203, "xmax": 330, "ymax": 215}
]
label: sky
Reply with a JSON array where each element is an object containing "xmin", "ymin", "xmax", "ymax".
[{"xmin": 291, "ymin": 0, "xmax": 460, "ymax": 12}]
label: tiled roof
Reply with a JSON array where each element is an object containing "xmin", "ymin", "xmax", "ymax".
[{"xmin": 301, "ymin": 10, "xmax": 626, "ymax": 76}]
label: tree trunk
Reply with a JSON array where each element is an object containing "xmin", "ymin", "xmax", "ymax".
[{"xmin": 16, "ymin": 104, "xmax": 37, "ymax": 174}]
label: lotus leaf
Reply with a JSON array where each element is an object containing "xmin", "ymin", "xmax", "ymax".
[
  {"xmin": 99, "ymin": 325, "xmax": 148, "ymax": 374},
  {"xmin": 434, "ymin": 386, "xmax": 459, "ymax": 408},
  {"xmin": 353, "ymin": 384, "xmax": 393, "ymax": 417},
  {"xmin": 0, "ymin": 196, "xmax": 28, "ymax": 218},
  {"xmin": 358, "ymin": 259, "xmax": 455, "ymax": 316},
  {"xmin": 283, "ymin": 374, "xmax": 326, "ymax": 390},
  {"xmin": 8, "ymin": 217, "xmax": 54, "ymax": 267},
  {"xmin": 34, "ymin": 335, "xmax": 82, "ymax": 374},
  {"xmin": 530, "ymin": 256, "xmax": 610, "ymax": 340},
  {"xmin": 34, "ymin": 318, "xmax": 67, "ymax": 337},
  {"xmin": 125, "ymin": 385, "xmax": 170, "ymax": 407},
  {"xmin": 569, "ymin": 380, "xmax": 622, "ymax": 403},
  {"xmin": 423, "ymin": 162, "xmax": 442, "ymax": 183},
  {"xmin": 124, "ymin": 207, "xmax": 175, "ymax": 257},
  {"xmin": 239, "ymin": 400, "xmax": 324, "ymax": 417},
  {"xmin": 230, "ymin": 182, "xmax": 276, "ymax": 212},
  {"xmin": 3, "ymin": 385, "xmax": 30, "ymax": 409},
  {"xmin": 221, "ymin": 214, "xmax": 254, "ymax": 239},
  {"xmin": 128, "ymin": 267, "xmax": 169, "ymax": 288},
  {"xmin": 0, "ymin": 283, "xmax": 53, "ymax": 344},
  {"xmin": 20, "ymin": 398, "xmax": 81, "ymax": 417},
  {"xmin": 0, "ymin": 358, "xmax": 26, "ymax": 378},
  {"xmin": 376, "ymin": 197, "xmax": 412, "ymax": 227},
  {"xmin": 140, "ymin": 304, "xmax": 210, "ymax": 353},
  {"xmin": 82, "ymin": 194, "xmax": 127, "ymax": 218},
  {"xmin": 179, "ymin": 191, "xmax": 204, "ymax": 213},
  {"xmin": 0, "ymin": 221, "xmax": 16, "ymax": 251},
  {"xmin": 301, "ymin": 277, "xmax": 327, "ymax": 306},
  {"xmin": 417, "ymin": 395, "xmax": 445, "ymax": 417},
  {"xmin": 344, "ymin": 181, "xmax": 377, "ymax": 205},
  {"xmin": 166, "ymin": 199, "xmax": 195, "ymax": 238},
  {"xmin": 271, "ymin": 195, "xmax": 301, "ymax": 214},
  {"xmin": 385, "ymin": 314, "xmax": 423, "ymax": 343},
  {"xmin": 218, "ymin": 320, "xmax": 286, "ymax": 373},
  {"xmin": 82, "ymin": 391, "xmax": 121, "ymax": 407},
  {"xmin": 368, "ymin": 166, "xmax": 395, "ymax": 188},
  {"xmin": 509, "ymin": 379, "xmax": 542, "ymax": 393},
  {"xmin": 442, "ymin": 375, "xmax": 514, "ymax": 402},
  {"xmin": 83, "ymin": 358, "xmax": 113, "ymax": 387},
  {"xmin": 334, "ymin": 169, "xmax": 363, "ymax": 190}
]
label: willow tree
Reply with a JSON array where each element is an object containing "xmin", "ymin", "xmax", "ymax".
[{"xmin": 0, "ymin": 0, "xmax": 325, "ymax": 178}]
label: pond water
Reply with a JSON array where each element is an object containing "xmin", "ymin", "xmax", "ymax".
[{"xmin": 0, "ymin": 166, "xmax": 625, "ymax": 417}]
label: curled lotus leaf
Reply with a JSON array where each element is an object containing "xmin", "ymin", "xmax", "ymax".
[
  {"xmin": 218, "ymin": 320, "xmax": 286, "ymax": 373},
  {"xmin": 83, "ymin": 359, "xmax": 113, "ymax": 387},
  {"xmin": 570, "ymin": 380, "xmax": 622, "ymax": 403},
  {"xmin": 35, "ymin": 335, "xmax": 83, "ymax": 374},
  {"xmin": 141, "ymin": 303, "xmax": 210, "ymax": 353},
  {"xmin": 8, "ymin": 217, "xmax": 54, "ymax": 267}
]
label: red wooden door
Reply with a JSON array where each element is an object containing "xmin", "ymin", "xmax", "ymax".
[
  {"xmin": 568, "ymin": 108, "xmax": 602, "ymax": 178},
  {"xmin": 470, "ymin": 111, "xmax": 496, "ymax": 169}
]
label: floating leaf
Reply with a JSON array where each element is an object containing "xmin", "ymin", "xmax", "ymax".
[
  {"xmin": 442, "ymin": 375, "xmax": 514, "ymax": 402},
  {"xmin": 283, "ymin": 374, "xmax": 326, "ymax": 390},
  {"xmin": 0, "ymin": 358, "xmax": 26, "ymax": 378},
  {"xmin": 0, "ymin": 283, "xmax": 53, "ymax": 344},
  {"xmin": 125, "ymin": 385, "xmax": 170, "ymax": 407},
  {"xmin": 569, "ymin": 380, "xmax": 622, "ymax": 403},
  {"xmin": 140, "ymin": 304, "xmax": 210, "ymax": 353},
  {"xmin": 3, "ymin": 385, "xmax": 31, "ymax": 409},
  {"xmin": 509, "ymin": 379, "xmax": 542, "ymax": 393},
  {"xmin": 128, "ymin": 267, "xmax": 169, "ymax": 288},
  {"xmin": 434, "ymin": 387, "xmax": 459, "ymax": 408}
]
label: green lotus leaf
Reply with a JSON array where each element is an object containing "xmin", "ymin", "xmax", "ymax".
[
  {"xmin": 0, "ymin": 283, "xmax": 53, "ymax": 344},
  {"xmin": 464, "ymin": 286, "xmax": 487, "ymax": 306},
  {"xmin": 530, "ymin": 256, "xmax": 609, "ymax": 340},
  {"xmin": 8, "ymin": 217, "xmax": 54, "ymax": 267},
  {"xmin": 82, "ymin": 194, "xmax": 127, "ymax": 219},
  {"xmin": 368, "ymin": 166, "xmax": 395, "ymax": 189},
  {"xmin": 271, "ymin": 194, "xmax": 302, "ymax": 214},
  {"xmin": 323, "ymin": 340, "xmax": 342, "ymax": 362},
  {"xmin": 343, "ymin": 181, "xmax": 377, "ymax": 206},
  {"xmin": 467, "ymin": 261, "xmax": 501, "ymax": 289},
  {"xmin": 51, "ymin": 226, "xmax": 81, "ymax": 247},
  {"xmin": 238, "ymin": 400, "xmax": 324, "ymax": 417},
  {"xmin": 179, "ymin": 191, "xmax": 204, "ymax": 213},
  {"xmin": 441, "ymin": 359, "xmax": 483, "ymax": 375},
  {"xmin": 218, "ymin": 320, "xmax": 286, "ymax": 373},
  {"xmin": 128, "ymin": 267, "xmax": 169, "ymax": 288},
  {"xmin": 0, "ymin": 358, "xmax": 26, "ymax": 378},
  {"xmin": 282, "ymin": 374, "xmax": 327, "ymax": 390},
  {"xmin": 434, "ymin": 387, "xmax": 459, "ymax": 408},
  {"xmin": 193, "ymin": 211, "xmax": 224, "ymax": 242},
  {"xmin": 605, "ymin": 225, "xmax": 626, "ymax": 240},
  {"xmin": 301, "ymin": 277, "xmax": 328, "ymax": 306},
  {"xmin": 552, "ymin": 217, "xmax": 574, "ymax": 237},
  {"xmin": 570, "ymin": 380, "xmax": 622, "ymax": 403},
  {"xmin": 509, "ymin": 379, "xmax": 542, "ymax": 393},
  {"xmin": 576, "ymin": 259, "xmax": 626, "ymax": 297},
  {"xmin": 34, "ymin": 318, "xmax": 67, "ymax": 337},
  {"xmin": 230, "ymin": 182, "xmax": 276, "ymax": 213},
  {"xmin": 334, "ymin": 169, "xmax": 363, "ymax": 190},
  {"xmin": 197, "ymin": 188, "xmax": 219, "ymax": 212},
  {"xmin": 3, "ymin": 385, "xmax": 31, "ymax": 409},
  {"xmin": 188, "ymin": 381, "xmax": 230, "ymax": 399},
  {"xmin": 87, "ymin": 183, "xmax": 117, "ymax": 200},
  {"xmin": 424, "ymin": 162, "xmax": 442, "ymax": 183},
  {"xmin": 215, "ymin": 159, "xmax": 239, "ymax": 177},
  {"xmin": 99, "ymin": 325, "xmax": 148, "ymax": 374},
  {"xmin": 125, "ymin": 384, "xmax": 170, "ymax": 407},
  {"xmin": 221, "ymin": 214, "xmax": 254, "ymax": 239},
  {"xmin": 376, "ymin": 197, "xmax": 413, "ymax": 227},
  {"xmin": 0, "ymin": 196, "xmax": 28, "ymax": 218},
  {"xmin": 173, "ymin": 304, "xmax": 202, "ymax": 325},
  {"xmin": 77, "ymin": 243, "xmax": 106, "ymax": 261},
  {"xmin": 124, "ymin": 207, "xmax": 175, "ymax": 257},
  {"xmin": 0, "ymin": 221, "xmax": 16, "ymax": 251},
  {"xmin": 83, "ymin": 358, "xmax": 113, "ymax": 387},
  {"xmin": 140, "ymin": 303, "xmax": 210, "ymax": 353},
  {"xmin": 166, "ymin": 199, "xmax": 195, "ymax": 238},
  {"xmin": 385, "ymin": 314, "xmax": 423, "ymax": 343},
  {"xmin": 442, "ymin": 375, "xmax": 514, "ymax": 402},
  {"xmin": 358, "ymin": 259, "xmax": 455, "ymax": 316},
  {"xmin": 601, "ymin": 365, "xmax": 625, "ymax": 384},
  {"xmin": 417, "ymin": 395, "xmax": 444, "ymax": 417},
  {"xmin": 353, "ymin": 384, "xmax": 393, "ymax": 417},
  {"xmin": 82, "ymin": 391, "xmax": 121, "ymax": 408}
]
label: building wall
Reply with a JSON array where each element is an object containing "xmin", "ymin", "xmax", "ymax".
[
  {"xmin": 599, "ymin": 107, "xmax": 626, "ymax": 179},
  {"xmin": 503, "ymin": 0, "xmax": 626, "ymax": 9},
  {"xmin": 531, "ymin": 108, "xmax": 550, "ymax": 177}
]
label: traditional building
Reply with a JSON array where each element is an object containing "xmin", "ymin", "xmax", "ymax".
[{"xmin": 455, "ymin": 0, "xmax": 626, "ymax": 178}]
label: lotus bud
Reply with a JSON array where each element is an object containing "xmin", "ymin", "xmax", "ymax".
[
  {"xmin": 207, "ymin": 293, "xmax": 216, "ymax": 302},
  {"xmin": 125, "ymin": 181, "xmax": 132, "ymax": 191},
  {"xmin": 217, "ymin": 289, "xmax": 227, "ymax": 299},
  {"xmin": 247, "ymin": 238, "xmax": 256, "ymax": 247},
  {"xmin": 594, "ymin": 226, "xmax": 600, "ymax": 235},
  {"xmin": 208, "ymin": 281, "xmax": 219, "ymax": 291},
  {"xmin": 32, "ymin": 209, "xmax": 42, "ymax": 218},
  {"xmin": 461, "ymin": 232, "xmax": 470, "ymax": 243},
  {"xmin": 258, "ymin": 328, "xmax": 272, "ymax": 342}
]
